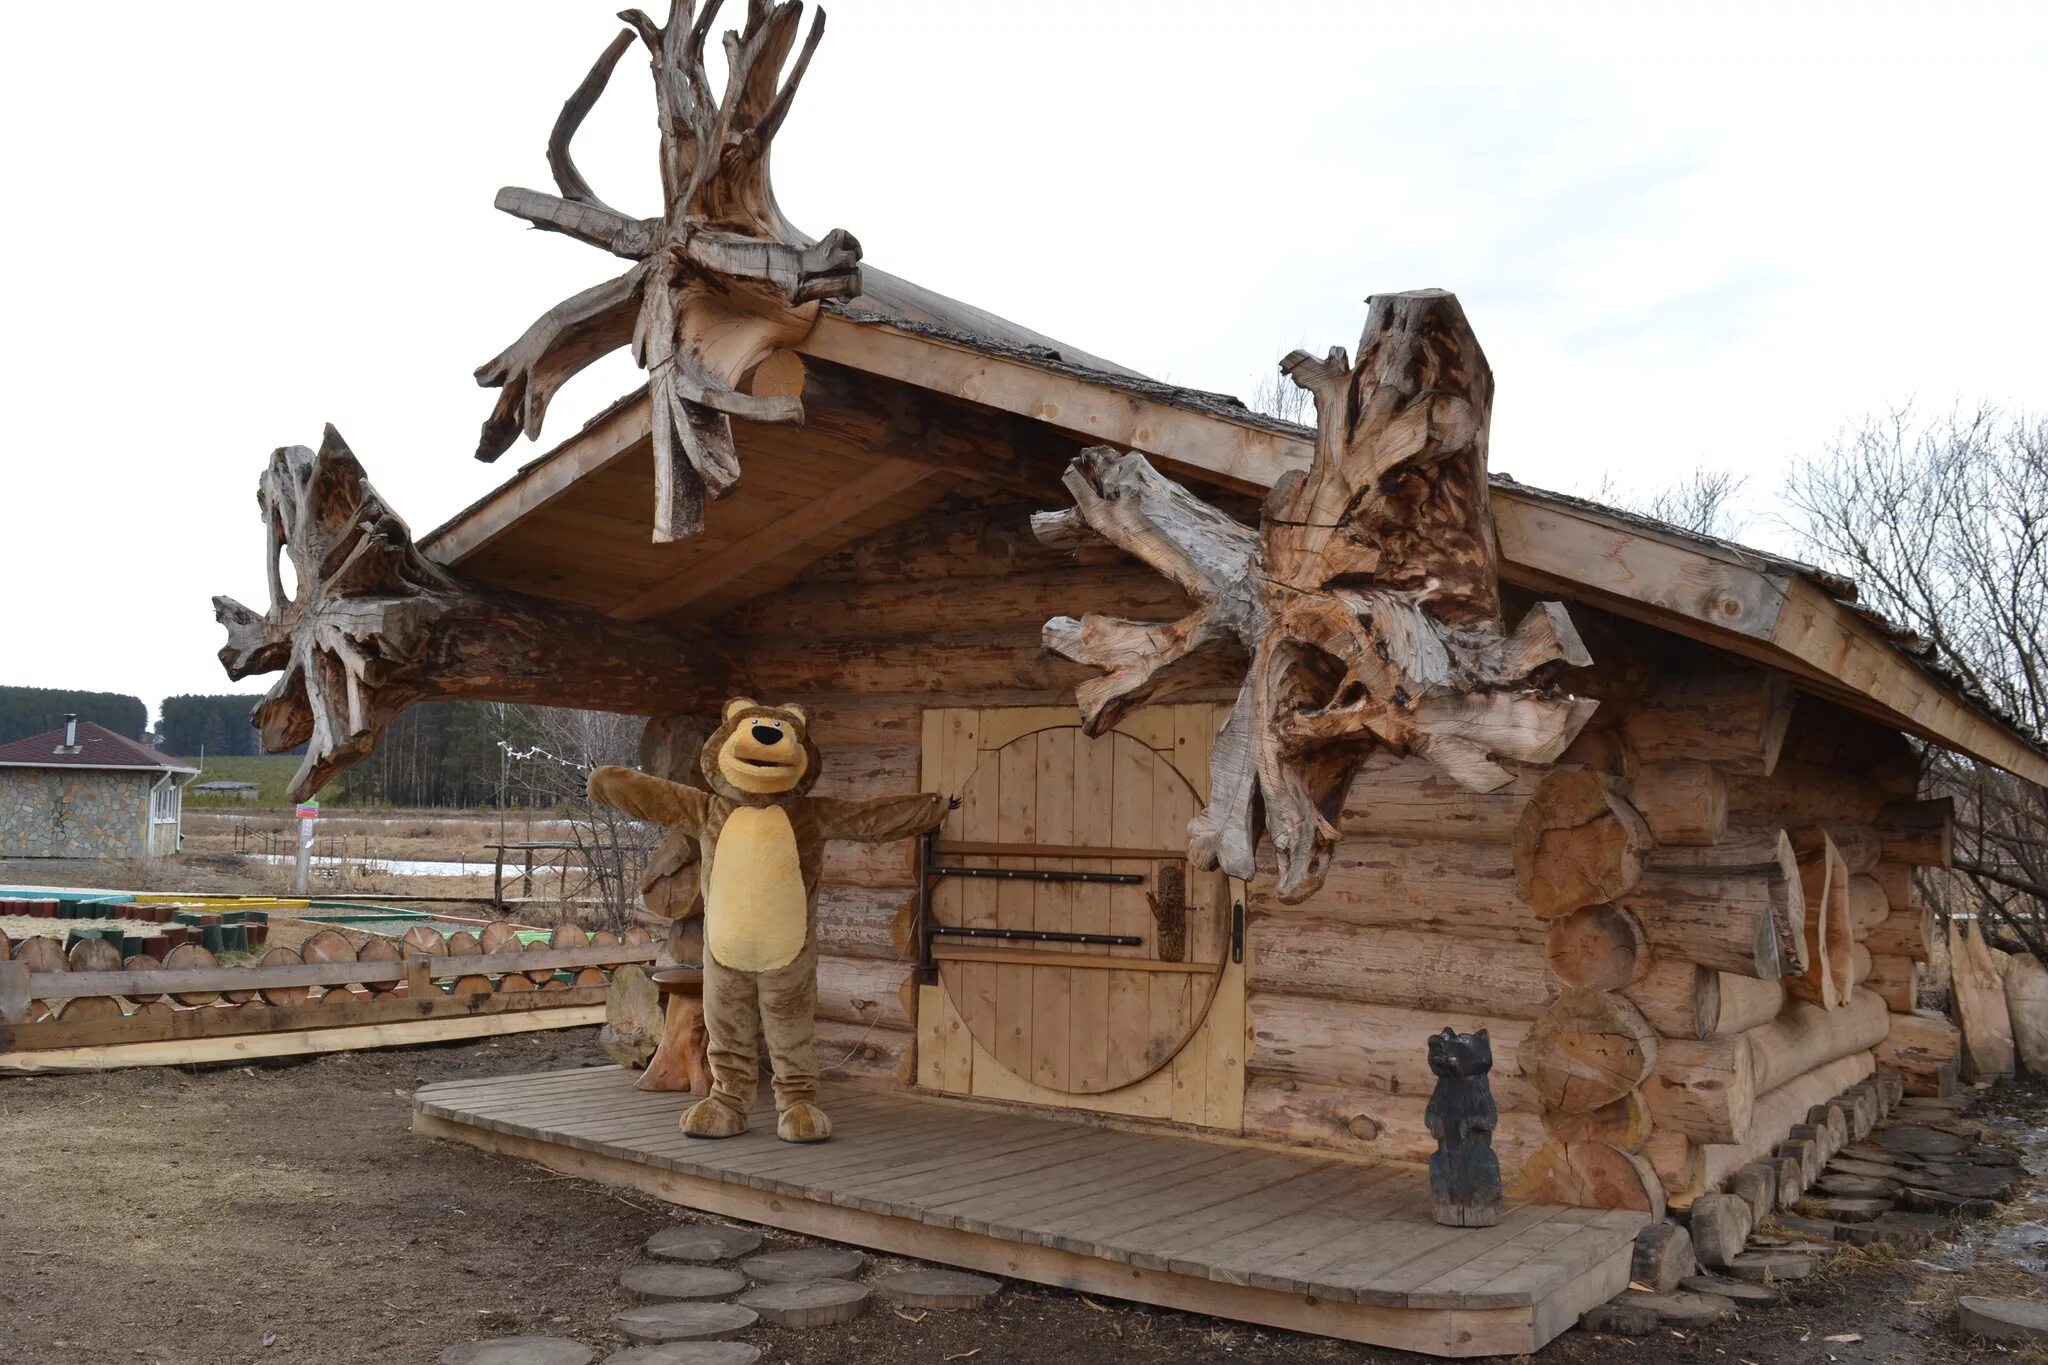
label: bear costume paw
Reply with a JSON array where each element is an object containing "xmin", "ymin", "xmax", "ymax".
[
  {"xmin": 680, "ymin": 1097, "xmax": 750, "ymax": 1139},
  {"xmin": 776, "ymin": 1101, "xmax": 832, "ymax": 1144}
]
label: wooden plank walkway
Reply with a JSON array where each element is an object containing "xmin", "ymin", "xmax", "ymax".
[{"xmin": 413, "ymin": 1066, "xmax": 1643, "ymax": 1357}]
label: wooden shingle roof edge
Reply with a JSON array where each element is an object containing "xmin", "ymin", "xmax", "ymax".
[{"xmin": 418, "ymin": 301, "xmax": 2048, "ymax": 788}]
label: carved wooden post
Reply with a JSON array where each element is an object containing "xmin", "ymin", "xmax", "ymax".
[
  {"xmin": 1426, "ymin": 1027, "xmax": 1503, "ymax": 1227},
  {"xmin": 212, "ymin": 426, "xmax": 724, "ymax": 801},
  {"xmin": 475, "ymin": 0, "xmax": 861, "ymax": 541},
  {"xmin": 1035, "ymin": 290, "xmax": 1597, "ymax": 901}
]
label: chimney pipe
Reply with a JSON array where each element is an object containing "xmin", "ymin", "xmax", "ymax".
[{"xmin": 63, "ymin": 713, "xmax": 77, "ymax": 749}]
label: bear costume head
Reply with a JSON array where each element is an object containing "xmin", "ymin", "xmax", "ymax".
[{"xmin": 702, "ymin": 697, "xmax": 823, "ymax": 803}]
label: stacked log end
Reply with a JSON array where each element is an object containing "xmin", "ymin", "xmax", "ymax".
[
  {"xmin": 1509, "ymin": 767, "xmax": 1666, "ymax": 1216},
  {"xmin": 1613, "ymin": 679, "xmax": 1960, "ymax": 1204}
]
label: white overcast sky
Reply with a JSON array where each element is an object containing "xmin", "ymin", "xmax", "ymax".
[{"xmin": 2, "ymin": 1, "xmax": 2043, "ymax": 724}]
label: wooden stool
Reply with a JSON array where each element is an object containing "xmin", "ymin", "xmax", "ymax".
[{"xmin": 639, "ymin": 967, "xmax": 713, "ymax": 1093}]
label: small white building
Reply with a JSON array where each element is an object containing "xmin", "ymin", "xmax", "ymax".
[{"xmin": 0, "ymin": 715, "xmax": 197, "ymax": 858}]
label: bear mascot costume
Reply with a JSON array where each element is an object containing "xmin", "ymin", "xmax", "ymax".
[{"xmin": 588, "ymin": 698, "xmax": 947, "ymax": 1143}]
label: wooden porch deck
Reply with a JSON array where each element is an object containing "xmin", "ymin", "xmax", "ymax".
[{"xmin": 413, "ymin": 1067, "xmax": 1643, "ymax": 1357}]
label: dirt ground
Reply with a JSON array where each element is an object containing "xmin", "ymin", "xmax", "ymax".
[{"xmin": 1, "ymin": 1032, "xmax": 2036, "ymax": 1365}]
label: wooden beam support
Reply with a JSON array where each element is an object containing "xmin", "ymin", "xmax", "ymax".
[
  {"xmin": 791, "ymin": 311, "xmax": 2048, "ymax": 786},
  {"xmin": 213, "ymin": 431, "xmax": 725, "ymax": 799}
]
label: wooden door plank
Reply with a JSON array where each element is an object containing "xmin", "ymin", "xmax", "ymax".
[
  {"xmin": 1069, "ymin": 730, "xmax": 1115, "ymax": 1093},
  {"xmin": 992, "ymin": 732, "xmax": 1038, "ymax": 1080},
  {"xmin": 1032, "ymin": 726, "xmax": 1076, "ymax": 1090},
  {"xmin": 1107, "ymin": 734, "xmax": 1154, "ymax": 1084},
  {"xmin": 954, "ymin": 712, "xmax": 999, "ymax": 1082}
]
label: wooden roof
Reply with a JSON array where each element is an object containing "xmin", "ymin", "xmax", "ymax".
[{"xmin": 421, "ymin": 297, "xmax": 2048, "ymax": 788}]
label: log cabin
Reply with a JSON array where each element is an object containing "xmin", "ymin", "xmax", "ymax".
[{"xmin": 206, "ymin": 3, "xmax": 2048, "ymax": 1354}]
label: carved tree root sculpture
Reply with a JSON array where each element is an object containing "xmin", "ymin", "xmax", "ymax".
[
  {"xmin": 1034, "ymin": 291, "xmax": 1597, "ymax": 901},
  {"xmin": 213, "ymin": 426, "xmax": 722, "ymax": 800},
  {"xmin": 476, "ymin": 0, "xmax": 861, "ymax": 541}
]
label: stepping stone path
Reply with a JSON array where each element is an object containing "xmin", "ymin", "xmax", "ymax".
[
  {"xmin": 442, "ymin": 1342, "xmax": 595, "ymax": 1365},
  {"xmin": 737, "ymin": 1280, "xmax": 871, "ymax": 1328},
  {"xmin": 1590, "ymin": 1080, "xmax": 2027, "ymax": 1339},
  {"xmin": 621, "ymin": 1266, "xmax": 749, "ymax": 1302},
  {"xmin": 738, "ymin": 1248, "xmax": 866, "ymax": 1283},
  {"xmin": 1611, "ymin": 1291, "xmax": 1735, "ymax": 1327},
  {"xmin": 1815, "ymin": 1173, "xmax": 1899, "ymax": 1199},
  {"xmin": 873, "ymin": 1269, "xmax": 1005, "ymax": 1309},
  {"xmin": 613, "ymin": 1304, "xmax": 759, "ymax": 1345},
  {"xmin": 1876, "ymin": 1125, "xmax": 1966, "ymax": 1156},
  {"xmin": 1723, "ymin": 1251, "xmax": 1815, "ymax": 1283},
  {"xmin": 1680, "ymin": 1275, "xmax": 1780, "ymax": 1307},
  {"xmin": 646, "ymin": 1226, "xmax": 763, "ymax": 1263},
  {"xmin": 1799, "ymin": 1196, "xmax": 1891, "ymax": 1223},
  {"xmin": 1960, "ymin": 1297, "xmax": 2048, "ymax": 1343},
  {"xmin": 603, "ymin": 1347, "xmax": 761, "ymax": 1365}
]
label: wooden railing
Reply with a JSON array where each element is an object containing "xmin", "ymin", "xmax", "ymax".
[{"xmin": 0, "ymin": 931, "xmax": 654, "ymax": 1072}]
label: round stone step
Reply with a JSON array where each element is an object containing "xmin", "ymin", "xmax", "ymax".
[
  {"xmin": 1828, "ymin": 1157, "xmax": 1914, "ymax": 1181},
  {"xmin": 1960, "ymin": 1296, "xmax": 2048, "ymax": 1343},
  {"xmin": 739, "ymin": 1247, "xmax": 866, "ymax": 1283},
  {"xmin": 612, "ymin": 1303, "xmax": 759, "ymax": 1345},
  {"xmin": 1797, "ymin": 1196, "xmax": 1892, "ymax": 1223},
  {"xmin": 1876, "ymin": 1125, "xmax": 1966, "ymax": 1156},
  {"xmin": 1679, "ymin": 1274, "xmax": 1781, "ymax": 1307},
  {"xmin": 1815, "ymin": 1172, "xmax": 1900, "ymax": 1199},
  {"xmin": 1723, "ymin": 1250, "xmax": 1817, "ymax": 1283},
  {"xmin": 737, "ymin": 1279, "xmax": 871, "ymax": 1328},
  {"xmin": 441, "ymin": 1341, "xmax": 595, "ymax": 1365},
  {"xmin": 621, "ymin": 1265, "xmax": 749, "ymax": 1303},
  {"xmin": 646, "ymin": 1226, "xmax": 764, "ymax": 1264},
  {"xmin": 602, "ymin": 1347, "xmax": 763, "ymax": 1365},
  {"xmin": 872, "ymin": 1269, "xmax": 1005, "ymax": 1310},
  {"xmin": 1837, "ymin": 1215, "xmax": 1950, "ymax": 1250},
  {"xmin": 1897, "ymin": 1186, "xmax": 2000, "ymax": 1218},
  {"xmin": 1613, "ymin": 1290, "xmax": 1735, "ymax": 1327}
]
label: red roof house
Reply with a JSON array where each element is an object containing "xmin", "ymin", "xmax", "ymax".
[{"xmin": 0, "ymin": 716, "xmax": 196, "ymax": 859}]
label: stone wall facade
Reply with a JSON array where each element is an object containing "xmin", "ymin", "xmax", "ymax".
[{"xmin": 0, "ymin": 769, "xmax": 155, "ymax": 859}]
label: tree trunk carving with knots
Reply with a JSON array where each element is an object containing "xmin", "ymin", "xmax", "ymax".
[
  {"xmin": 1034, "ymin": 290, "xmax": 1598, "ymax": 902},
  {"xmin": 476, "ymin": 0, "xmax": 859, "ymax": 541},
  {"xmin": 212, "ymin": 427, "xmax": 722, "ymax": 801}
]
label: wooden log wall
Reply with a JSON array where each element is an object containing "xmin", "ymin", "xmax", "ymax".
[
  {"xmin": 710, "ymin": 511, "xmax": 1967, "ymax": 1200},
  {"xmin": 708, "ymin": 502, "xmax": 1244, "ymax": 1096},
  {"xmin": 1235, "ymin": 642, "xmax": 1961, "ymax": 1212},
  {"xmin": 1, "ymin": 924, "xmax": 657, "ymax": 1069}
]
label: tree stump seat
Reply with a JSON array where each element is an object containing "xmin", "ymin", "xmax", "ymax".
[{"xmin": 640, "ymin": 966, "xmax": 713, "ymax": 1094}]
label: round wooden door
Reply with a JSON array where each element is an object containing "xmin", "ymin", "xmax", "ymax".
[{"xmin": 932, "ymin": 726, "xmax": 1228, "ymax": 1094}]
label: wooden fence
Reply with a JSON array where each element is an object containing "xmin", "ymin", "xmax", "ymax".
[{"xmin": 0, "ymin": 923, "xmax": 654, "ymax": 1072}]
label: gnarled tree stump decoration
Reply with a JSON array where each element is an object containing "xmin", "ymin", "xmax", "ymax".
[
  {"xmin": 1034, "ymin": 290, "xmax": 1598, "ymax": 901},
  {"xmin": 212, "ymin": 427, "xmax": 721, "ymax": 800},
  {"xmin": 476, "ymin": 0, "xmax": 861, "ymax": 541}
]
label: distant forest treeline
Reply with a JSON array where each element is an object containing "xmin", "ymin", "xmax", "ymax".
[
  {"xmin": 1, "ymin": 686, "xmax": 534, "ymax": 808},
  {"xmin": 0, "ymin": 686, "xmax": 148, "ymax": 744}
]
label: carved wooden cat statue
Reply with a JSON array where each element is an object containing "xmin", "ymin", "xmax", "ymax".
[{"xmin": 1425, "ymin": 1026, "xmax": 1503, "ymax": 1227}]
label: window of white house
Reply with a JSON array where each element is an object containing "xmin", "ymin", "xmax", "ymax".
[{"xmin": 151, "ymin": 778, "xmax": 181, "ymax": 825}]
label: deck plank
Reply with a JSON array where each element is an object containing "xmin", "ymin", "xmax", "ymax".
[{"xmin": 412, "ymin": 1066, "xmax": 1647, "ymax": 1357}]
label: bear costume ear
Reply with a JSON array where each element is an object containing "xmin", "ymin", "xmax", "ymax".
[
  {"xmin": 778, "ymin": 703, "xmax": 808, "ymax": 726},
  {"xmin": 723, "ymin": 697, "xmax": 759, "ymax": 723}
]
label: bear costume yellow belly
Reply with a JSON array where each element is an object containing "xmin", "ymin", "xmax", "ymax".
[{"xmin": 704, "ymin": 804, "xmax": 809, "ymax": 972}]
